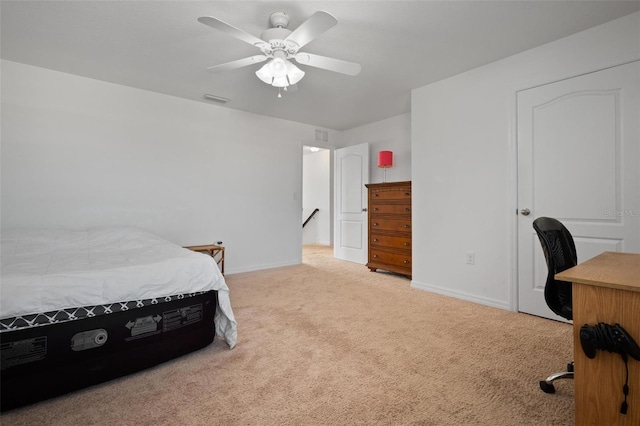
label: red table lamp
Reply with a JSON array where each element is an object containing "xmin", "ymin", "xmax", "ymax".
[{"xmin": 378, "ymin": 151, "xmax": 393, "ymax": 182}]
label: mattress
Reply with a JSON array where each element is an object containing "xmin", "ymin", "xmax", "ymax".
[
  {"xmin": 1, "ymin": 290, "xmax": 219, "ymax": 411},
  {"xmin": 0, "ymin": 227, "xmax": 237, "ymax": 348}
]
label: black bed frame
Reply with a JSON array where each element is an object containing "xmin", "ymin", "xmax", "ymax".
[{"xmin": 1, "ymin": 290, "xmax": 218, "ymax": 411}]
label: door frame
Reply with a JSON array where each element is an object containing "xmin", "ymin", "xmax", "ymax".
[{"xmin": 508, "ymin": 60, "xmax": 640, "ymax": 313}]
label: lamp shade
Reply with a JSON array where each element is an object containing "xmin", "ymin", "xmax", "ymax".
[{"xmin": 378, "ymin": 151, "xmax": 393, "ymax": 168}]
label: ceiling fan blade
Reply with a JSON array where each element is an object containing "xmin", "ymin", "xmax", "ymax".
[
  {"xmin": 294, "ymin": 53, "xmax": 361, "ymax": 76},
  {"xmin": 285, "ymin": 11, "xmax": 337, "ymax": 49},
  {"xmin": 198, "ymin": 16, "xmax": 267, "ymax": 48},
  {"xmin": 206, "ymin": 55, "xmax": 268, "ymax": 73}
]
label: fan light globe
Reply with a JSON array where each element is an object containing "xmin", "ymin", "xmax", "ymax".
[
  {"xmin": 270, "ymin": 58, "xmax": 288, "ymax": 78},
  {"xmin": 286, "ymin": 62, "xmax": 305, "ymax": 85},
  {"xmin": 272, "ymin": 76, "xmax": 289, "ymax": 87},
  {"xmin": 255, "ymin": 63, "xmax": 274, "ymax": 84},
  {"xmin": 255, "ymin": 58, "xmax": 305, "ymax": 88}
]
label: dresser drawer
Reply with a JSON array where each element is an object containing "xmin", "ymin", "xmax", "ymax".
[
  {"xmin": 370, "ymin": 250, "xmax": 412, "ymax": 267},
  {"xmin": 370, "ymin": 188, "xmax": 411, "ymax": 202},
  {"xmin": 370, "ymin": 218, "xmax": 411, "ymax": 233},
  {"xmin": 370, "ymin": 234, "xmax": 411, "ymax": 250},
  {"xmin": 370, "ymin": 204, "xmax": 411, "ymax": 215}
]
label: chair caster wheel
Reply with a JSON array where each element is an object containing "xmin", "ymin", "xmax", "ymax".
[{"xmin": 539, "ymin": 381, "xmax": 556, "ymax": 394}]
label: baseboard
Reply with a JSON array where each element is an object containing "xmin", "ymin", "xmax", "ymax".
[
  {"xmin": 226, "ymin": 259, "xmax": 301, "ymax": 275},
  {"xmin": 410, "ymin": 280, "xmax": 511, "ymax": 311}
]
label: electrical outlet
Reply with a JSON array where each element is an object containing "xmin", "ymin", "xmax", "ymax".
[{"xmin": 466, "ymin": 251, "xmax": 475, "ymax": 265}]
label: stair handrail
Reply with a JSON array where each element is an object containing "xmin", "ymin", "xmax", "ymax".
[{"xmin": 302, "ymin": 208, "xmax": 320, "ymax": 228}]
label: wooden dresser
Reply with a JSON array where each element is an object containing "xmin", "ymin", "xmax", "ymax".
[{"xmin": 365, "ymin": 181, "xmax": 412, "ymax": 278}]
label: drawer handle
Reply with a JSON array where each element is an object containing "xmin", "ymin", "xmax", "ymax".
[
  {"xmin": 373, "ymin": 238, "xmax": 379, "ymax": 242},
  {"xmin": 373, "ymin": 254, "xmax": 379, "ymax": 258},
  {"xmin": 374, "ymin": 193, "xmax": 379, "ymax": 197},
  {"xmin": 404, "ymin": 242, "xmax": 410, "ymax": 246},
  {"xmin": 374, "ymin": 207, "xmax": 379, "ymax": 211},
  {"xmin": 405, "ymin": 208, "xmax": 411, "ymax": 212},
  {"xmin": 405, "ymin": 192, "xmax": 410, "ymax": 196},
  {"xmin": 404, "ymin": 224, "xmax": 410, "ymax": 229},
  {"xmin": 373, "ymin": 223, "xmax": 379, "ymax": 226},
  {"xmin": 404, "ymin": 260, "xmax": 410, "ymax": 264}
]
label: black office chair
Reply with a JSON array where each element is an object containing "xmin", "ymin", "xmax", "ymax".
[{"xmin": 532, "ymin": 217, "xmax": 576, "ymax": 394}]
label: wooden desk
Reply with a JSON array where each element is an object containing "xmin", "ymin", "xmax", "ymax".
[
  {"xmin": 184, "ymin": 244, "xmax": 225, "ymax": 275},
  {"xmin": 556, "ymin": 252, "xmax": 640, "ymax": 425}
]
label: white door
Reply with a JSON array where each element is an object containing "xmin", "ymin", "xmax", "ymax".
[
  {"xmin": 334, "ymin": 143, "xmax": 369, "ymax": 264},
  {"xmin": 517, "ymin": 62, "xmax": 640, "ymax": 320}
]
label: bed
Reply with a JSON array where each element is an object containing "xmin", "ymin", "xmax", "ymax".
[{"xmin": 0, "ymin": 227, "xmax": 237, "ymax": 411}]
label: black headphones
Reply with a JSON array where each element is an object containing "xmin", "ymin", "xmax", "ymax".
[{"xmin": 580, "ymin": 323, "xmax": 640, "ymax": 415}]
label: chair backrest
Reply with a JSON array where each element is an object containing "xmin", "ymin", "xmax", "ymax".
[{"xmin": 532, "ymin": 217, "xmax": 577, "ymax": 321}]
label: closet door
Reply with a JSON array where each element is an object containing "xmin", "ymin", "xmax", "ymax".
[{"xmin": 517, "ymin": 62, "xmax": 640, "ymax": 320}]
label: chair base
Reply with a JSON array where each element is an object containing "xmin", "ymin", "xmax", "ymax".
[{"xmin": 539, "ymin": 362, "xmax": 574, "ymax": 394}]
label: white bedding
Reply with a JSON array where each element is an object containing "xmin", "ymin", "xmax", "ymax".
[{"xmin": 0, "ymin": 227, "xmax": 237, "ymax": 348}]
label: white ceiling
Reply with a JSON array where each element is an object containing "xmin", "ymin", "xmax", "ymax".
[{"xmin": 2, "ymin": 1, "xmax": 638, "ymax": 130}]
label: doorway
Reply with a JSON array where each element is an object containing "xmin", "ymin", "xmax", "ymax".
[{"xmin": 302, "ymin": 145, "xmax": 332, "ymax": 247}]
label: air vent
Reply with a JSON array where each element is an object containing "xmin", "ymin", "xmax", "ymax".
[
  {"xmin": 315, "ymin": 129, "xmax": 328, "ymax": 142},
  {"xmin": 204, "ymin": 94, "xmax": 230, "ymax": 104}
]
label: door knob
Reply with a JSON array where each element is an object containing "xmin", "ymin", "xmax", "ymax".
[
  {"xmin": 362, "ymin": 208, "xmax": 368, "ymax": 212},
  {"xmin": 520, "ymin": 208, "xmax": 531, "ymax": 216}
]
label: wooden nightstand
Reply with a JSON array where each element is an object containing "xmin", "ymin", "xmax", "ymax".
[{"xmin": 184, "ymin": 244, "xmax": 225, "ymax": 275}]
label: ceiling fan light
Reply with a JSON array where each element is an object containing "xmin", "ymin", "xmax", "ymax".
[
  {"xmin": 255, "ymin": 63, "xmax": 273, "ymax": 84},
  {"xmin": 286, "ymin": 61, "xmax": 305, "ymax": 85},
  {"xmin": 257, "ymin": 58, "xmax": 297, "ymax": 87},
  {"xmin": 269, "ymin": 57, "xmax": 288, "ymax": 78},
  {"xmin": 272, "ymin": 76, "xmax": 289, "ymax": 88}
]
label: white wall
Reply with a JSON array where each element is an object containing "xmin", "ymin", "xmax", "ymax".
[
  {"xmin": 302, "ymin": 149, "xmax": 331, "ymax": 245},
  {"xmin": 411, "ymin": 12, "xmax": 640, "ymax": 309},
  {"xmin": 0, "ymin": 60, "xmax": 324, "ymax": 274},
  {"xmin": 338, "ymin": 113, "xmax": 411, "ymax": 184}
]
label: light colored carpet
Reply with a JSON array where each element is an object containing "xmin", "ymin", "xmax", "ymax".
[{"xmin": 1, "ymin": 245, "xmax": 574, "ymax": 425}]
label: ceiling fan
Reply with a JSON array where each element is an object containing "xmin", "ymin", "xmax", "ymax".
[{"xmin": 197, "ymin": 11, "xmax": 361, "ymax": 93}]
